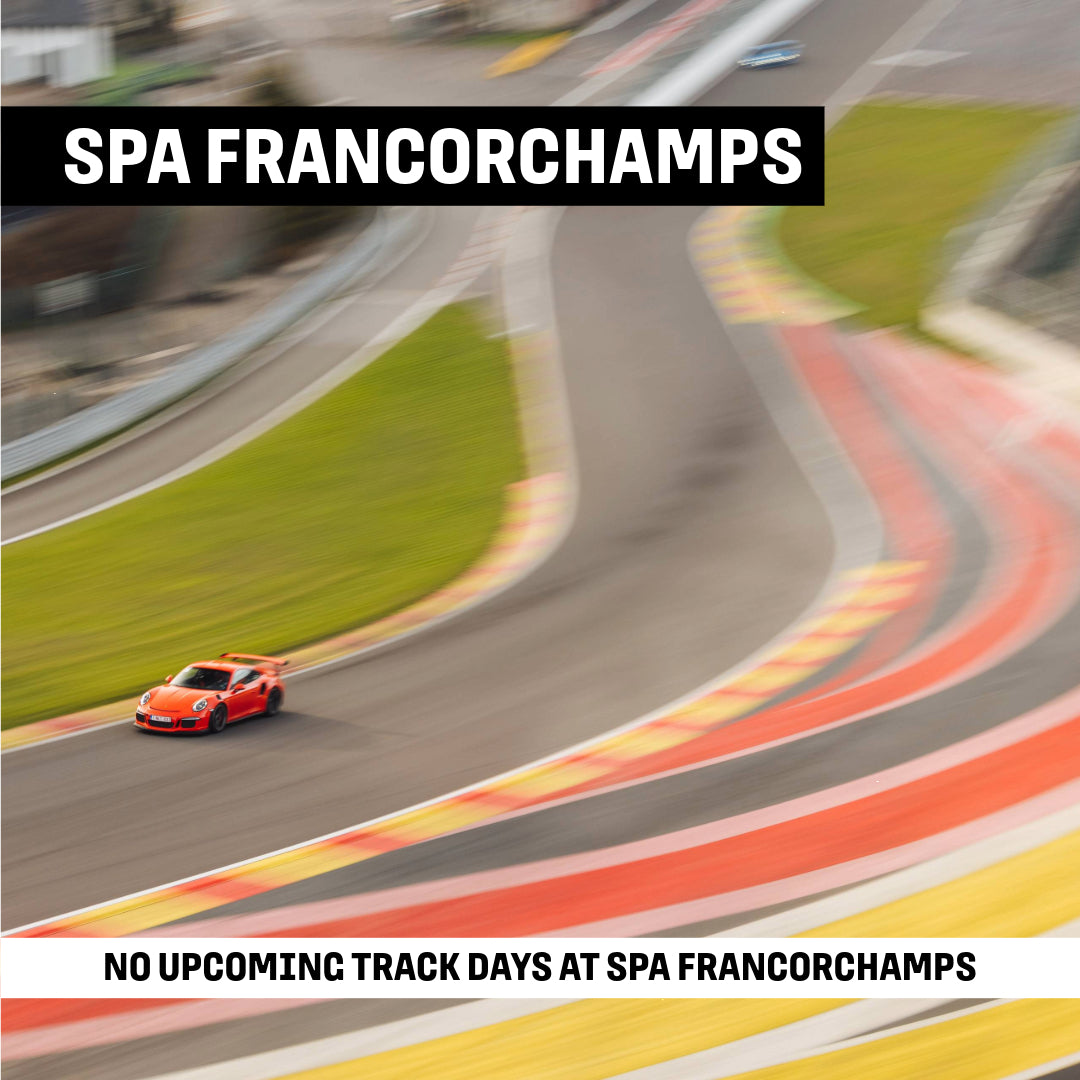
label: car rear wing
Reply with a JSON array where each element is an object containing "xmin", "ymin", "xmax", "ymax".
[{"xmin": 220, "ymin": 652, "xmax": 290, "ymax": 672}]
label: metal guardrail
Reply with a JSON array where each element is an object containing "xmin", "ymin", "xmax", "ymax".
[{"xmin": 1, "ymin": 206, "xmax": 424, "ymax": 482}]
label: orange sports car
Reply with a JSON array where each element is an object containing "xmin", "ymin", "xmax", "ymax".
[{"xmin": 134, "ymin": 653, "xmax": 287, "ymax": 734}]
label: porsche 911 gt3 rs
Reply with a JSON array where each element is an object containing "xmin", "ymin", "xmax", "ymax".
[{"xmin": 134, "ymin": 653, "xmax": 287, "ymax": 734}]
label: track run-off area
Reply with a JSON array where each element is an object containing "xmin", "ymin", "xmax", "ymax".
[{"xmin": 4, "ymin": 0, "xmax": 1080, "ymax": 1077}]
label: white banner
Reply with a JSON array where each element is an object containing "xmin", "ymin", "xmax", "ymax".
[{"xmin": 4, "ymin": 938, "xmax": 1079, "ymax": 998}]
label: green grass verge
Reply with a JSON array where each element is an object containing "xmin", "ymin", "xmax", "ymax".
[
  {"xmin": 779, "ymin": 100, "xmax": 1066, "ymax": 329},
  {"xmin": 2, "ymin": 303, "xmax": 523, "ymax": 728},
  {"xmin": 82, "ymin": 61, "xmax": 213, "ymax": 106}
]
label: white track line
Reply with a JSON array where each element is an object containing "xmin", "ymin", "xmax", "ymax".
[
  {"xmin": 822, "ymin": 0, "xmax": 966, "ymax": 125},
  {"xmin": 577, "ymin": 0, "xmax": 668, "ymax": 37},
  {"xmin": 1000, "ymin": 1053, "xmax": 1080, "ymax": 1080}
]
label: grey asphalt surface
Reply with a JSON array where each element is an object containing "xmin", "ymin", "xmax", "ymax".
[
  {"xmin": 0, "ymin": 205, "xmax": 481, "ymax": 540},
  {"xmin": 5, "ymin": 0, "xmax": 1060, "ymax": 1076},
  {"xmin": 874, "ymin": 0, "xmax": 1080, "ymax": 107}
]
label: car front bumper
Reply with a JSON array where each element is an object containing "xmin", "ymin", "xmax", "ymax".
[{"xmin": 134, "ymin": 711, "xmax": 209, "ymax": 733}]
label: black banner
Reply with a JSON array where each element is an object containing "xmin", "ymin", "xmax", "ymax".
[{"xmin": 1, "ymin": 106, "xmax": 823, "ymax": 206}]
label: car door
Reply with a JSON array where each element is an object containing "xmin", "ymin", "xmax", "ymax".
[{"xmin": 227, "ymin": 668, "xmax": 262, "ymax": 719}]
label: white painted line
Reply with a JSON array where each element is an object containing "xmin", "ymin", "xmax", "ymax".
[
  {"xmin": 999, "ymin": 1052, "xmax": 1080, "ymax": 1080},
  {"xmin": 872, "ymin": 48, "xmax": 968, "ymax": 67},
  {"xmin": 236, "ymin": 48, "xmax": 292, "ymax": 63},
  {"xmin": 552, "ymin": 68, "xmax": 624, "ymax": 106},
  {"xmin": 577, "ymin": 0, "xmax": 667, "ymax": 37},
  {"xmin": 821, "ymin": 0, "xmax": 967, "ymax": 125},
  {"xmin": 722, "ymin": 1001, "xmax": 1005, "ymax": 1074},
  {"xmin": 603, "ymin": 1000, "xmax": 960, "ymax": 1080},
  {"xmin": 225, "ymin": 39, "xmax": 273, "ymax": 54},
  {"xmin": 175, "ymin": 82, "xmax": 267, "ymax": 104},
  {"xmin": 488, "ymin": 325, "xmax": 537, "ymax": 338},
  {"xmin": 121, "ymin": 344, "xmax": 195, "ymax": 367}
]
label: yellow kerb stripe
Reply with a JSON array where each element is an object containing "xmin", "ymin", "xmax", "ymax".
[
  {"xmin": 279, "ymin": 1000, "xmax": 844, "ymax": 1080},
  {"xmin": 720, "ymin": 1000, "xmax": 1080, "ymax": 1080}
]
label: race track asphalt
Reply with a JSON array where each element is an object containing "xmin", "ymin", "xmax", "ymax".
[{"xmin": 1, "ymin": 199, "xmax": 838, "ymax": 930}]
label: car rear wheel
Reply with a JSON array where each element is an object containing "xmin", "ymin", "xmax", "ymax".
[
  {"xmin": 208, "ymin": 705, "xmax": 228, "ymax": 734},
  {"xmin": 264, "ymin": 688, "xmax": 283, "ymax": 717}
]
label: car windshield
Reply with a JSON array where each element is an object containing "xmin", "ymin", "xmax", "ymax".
[{"xmin": 172, "ymin": 666, "xmax": 230, "ymax": 691}]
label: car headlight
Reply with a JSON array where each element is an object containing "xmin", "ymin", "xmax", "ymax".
[
  {"xmin": 141, "ymin": 691, "xmax": 151, "ymax": 705},
  {"xmin": 192, "ymin": 699, "xmax": 208, "ymax": 713}
]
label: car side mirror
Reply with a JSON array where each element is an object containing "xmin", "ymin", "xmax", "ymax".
[{"xmin": 165, "ymin": 675, "xmax": 173, "ymax": 684}]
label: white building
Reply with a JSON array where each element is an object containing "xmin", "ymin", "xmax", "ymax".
[{"xmin": 2, "ymin": 0, "xmax": 113, "ymax": 88}]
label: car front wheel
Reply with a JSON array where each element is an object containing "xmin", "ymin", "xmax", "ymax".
[{"xmin": 208, "ymin": 705, "xmax": 228, "ymax": 734}]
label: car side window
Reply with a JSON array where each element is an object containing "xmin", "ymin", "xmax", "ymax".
[{"xmin": 231, "ymin": 667, "xmax": 256, "ymax": 688}]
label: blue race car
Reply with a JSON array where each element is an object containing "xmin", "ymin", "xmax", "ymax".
[{"xmin": 737, "ymin": 41, "xmax": 803, "ymax": 68}]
